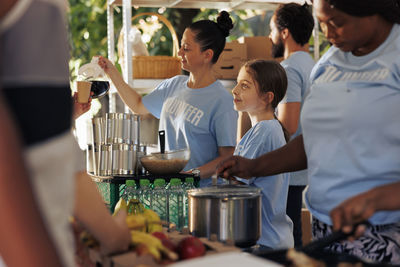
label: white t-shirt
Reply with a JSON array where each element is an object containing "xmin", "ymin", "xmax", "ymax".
[
  {"xmin": 235, "ymin": 120, "xmax": 293, "ymax": 249},
  {"xmin": 143, "ymin": 75, "xmax": 238, "ymax": 187},
  {"xmin": 301, "ymin": 23, "xmax": 400, "ymax": 225}
]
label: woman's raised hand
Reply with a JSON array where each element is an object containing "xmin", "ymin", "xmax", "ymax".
[{"xmin": 97, "ymin": 56, "xmax": 116, "ymax": 75}]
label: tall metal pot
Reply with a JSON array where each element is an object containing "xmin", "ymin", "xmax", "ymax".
[{"xmin": 188, "ymin": 184, "xmax": 261, "ymax": 248}]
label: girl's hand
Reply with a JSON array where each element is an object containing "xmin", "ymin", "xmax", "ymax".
[{"xmin": 73, "ymin": 91, "xmax": 93, "ymax": 119}]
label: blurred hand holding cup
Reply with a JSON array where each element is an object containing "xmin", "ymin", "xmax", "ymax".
[{"xmin": 77, "ymin": 81, "xmax": 92, "ymax": 103}]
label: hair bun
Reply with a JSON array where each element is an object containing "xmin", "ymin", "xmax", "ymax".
[{"xmin": 216, "ymin": 11, "xmax": 234, "ymax": 37}]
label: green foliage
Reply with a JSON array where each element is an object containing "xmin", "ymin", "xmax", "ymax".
[
  {"xmin": 67, "ymin": 2, "xmax": 327, "ymax": 82},
  {"xmin": 308, "ymin": 30, "xmax": 331, "ymax": 59},
  {"xmin": 67, "ymin": 2, "xmax": 189, "ymax": 82},
  {"xmin": 68, "ymin": 0, "xmax": 117, "ymax": 81}
]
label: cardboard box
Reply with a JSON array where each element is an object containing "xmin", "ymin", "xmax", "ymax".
[
  {"xmin": 301, "ymin": 208, "xmax": 312, "ymax": 245},
  {"xmin": 218, "ymin": 41, "xmax": 247, "ymax": 61},
  {"xmin": 238, "ymin": 36, "xmax": 273, "ymax": 60},
  {"xmin": 238, "ymin": 36, "xmax": 284, "ymax": 63},
  {"xmin": 213, "ymin": 58, "xmax": 246, "ymax": 80}
]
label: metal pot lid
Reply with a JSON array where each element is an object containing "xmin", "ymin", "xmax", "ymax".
[{"xmin": 188, "ymin": 184, "xmax": 261, "ymax": 199}]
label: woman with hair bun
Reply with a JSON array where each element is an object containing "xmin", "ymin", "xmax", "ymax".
[{"xmin": 98, "ymin": 11, "xmax": 238, "ymax": 187}]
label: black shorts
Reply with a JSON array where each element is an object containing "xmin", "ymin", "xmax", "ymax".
[{"xmin": 3, "ymin": 85, "xmax": 73, "ymax": 147}]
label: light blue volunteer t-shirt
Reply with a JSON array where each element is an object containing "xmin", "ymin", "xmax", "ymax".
[
  {"xmin": 280, "ymin": 51, "xmax": 315, "ymax": 186},
  {"xmin": 235, "ymin": 120, "xmax": 293, "ymax": 249},
  {"xmin": 301, "ymin": 23, "xmax": 400, "ymax": 225},
  {"xmin": 143, "ymin": 75, "xmax": 238, "ymax": 187}
]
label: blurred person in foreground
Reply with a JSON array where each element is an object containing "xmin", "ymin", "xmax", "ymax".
[
  {"xmin": 217, "ymin": 0, "xmax": 400, "ymax": 264},
  {"xmin": 0, "ymin": 0, "xmax": 129, "ymax": 266}
]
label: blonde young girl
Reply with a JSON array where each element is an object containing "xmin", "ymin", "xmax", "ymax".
[{"xmin": 232, "ymin": 60, "xmax": 293, "ymax": 249}]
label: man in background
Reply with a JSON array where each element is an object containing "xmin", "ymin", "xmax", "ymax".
[{"xmin": 271, "ymin": 3, "xmax": 315, "ymax": 247}]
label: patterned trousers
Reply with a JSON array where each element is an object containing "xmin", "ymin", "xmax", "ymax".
[{"xmin": 312, "ymin": 217, "xmax": 400, "ymax": 265}]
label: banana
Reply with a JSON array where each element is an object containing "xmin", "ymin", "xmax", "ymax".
[
  {"xmin": 142, "ymin": 209, "xmax": 163, "ymax": 233},
  {"xmin": 113, "ymin": 198, "xmax": 127, "ymax": 216},
  {"xmin": 126, "ymin": 214, "xmax": 146, "ymax": 232},
  {"xmin": 147, "ymin": 244, "xmax": 162, "ymax": 261},
  {"xmin": 130, "ymin": 230, "xmax": 178, "ymax": 261},
  {"xmin": 135, "ymin": 243, "xmax": 161, "ymax": 261},
  {"xmin": 127, "ymin": 199, "xmax": 144, "ymax": 215}
]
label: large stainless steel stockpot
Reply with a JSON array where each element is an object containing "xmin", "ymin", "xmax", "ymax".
[{"xmin": 188, "ymin": 184, "xmax": 261, "ymax": 248}]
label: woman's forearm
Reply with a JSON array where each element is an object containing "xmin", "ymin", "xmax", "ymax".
[
  {"xmin": 252, "ymin": 135, "xmax": 307, "ymax": 177},
  {"xmin": 217, "ymin": 135, "xmax": 307, "ymax": 180},
  {"xmin": 199, "ymin": 154, "xmax": 234, "ymax": 178},
  {"xmin": 98, "ymin": 56, "xmax": 148, "ymax": 114},
  {"xmin": 371, "ymin": 181, "xmax": 400, "ymax": 211},
  {"xmin": 107, "ymin": 67, "xmax": 148, "ymax": 114},
  {"xmin": 197, "ymin": 147, "xmax": 235, "ymax": 178}
]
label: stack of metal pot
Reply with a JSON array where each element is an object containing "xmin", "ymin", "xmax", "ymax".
[{"xmin": 87, "ymin": 113, "xmax": 145, "ymax": 176}]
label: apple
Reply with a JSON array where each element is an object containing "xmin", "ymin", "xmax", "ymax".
[
  {"xmin": 178, "ymin": 236, "xmax": 206, "ymax": 260},
  {"xmin": 152, "ymin": 231, "xmax": 168, "ymax": 240},
  {"xmin": 162, "ymin": 238, "xmax": 178, "ymax": 252}
]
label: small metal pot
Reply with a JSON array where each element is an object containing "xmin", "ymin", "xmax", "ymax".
[
  {"xmin": 98, "ymin": 144, "xmax": 112, "ymax": 176},
  {"xmin": 92, "ymin": 117, "xmax": 105, "ymax": 146},
  {"xmin": 86, "ymin": 144, "xmax": 94, "ymax": 174},
  {"xmin": 188, "ymin": 184, "xmax": 261, "ymax": 248},
  {"xmin": 105, "ymin": 113, "xmax": 140, "ymax": 145},
  {"xmin": 111, "ymin": 143, "xmax": 136, "ymax": 175}
]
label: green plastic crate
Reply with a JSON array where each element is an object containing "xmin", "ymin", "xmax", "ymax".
[
  {"xmin": 92, "ymin": 174, "xmax": 198, "ymax": 213},
  {"xmin": 94, "ymin": 181, "xmax": 126, "ymax": 213}
]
